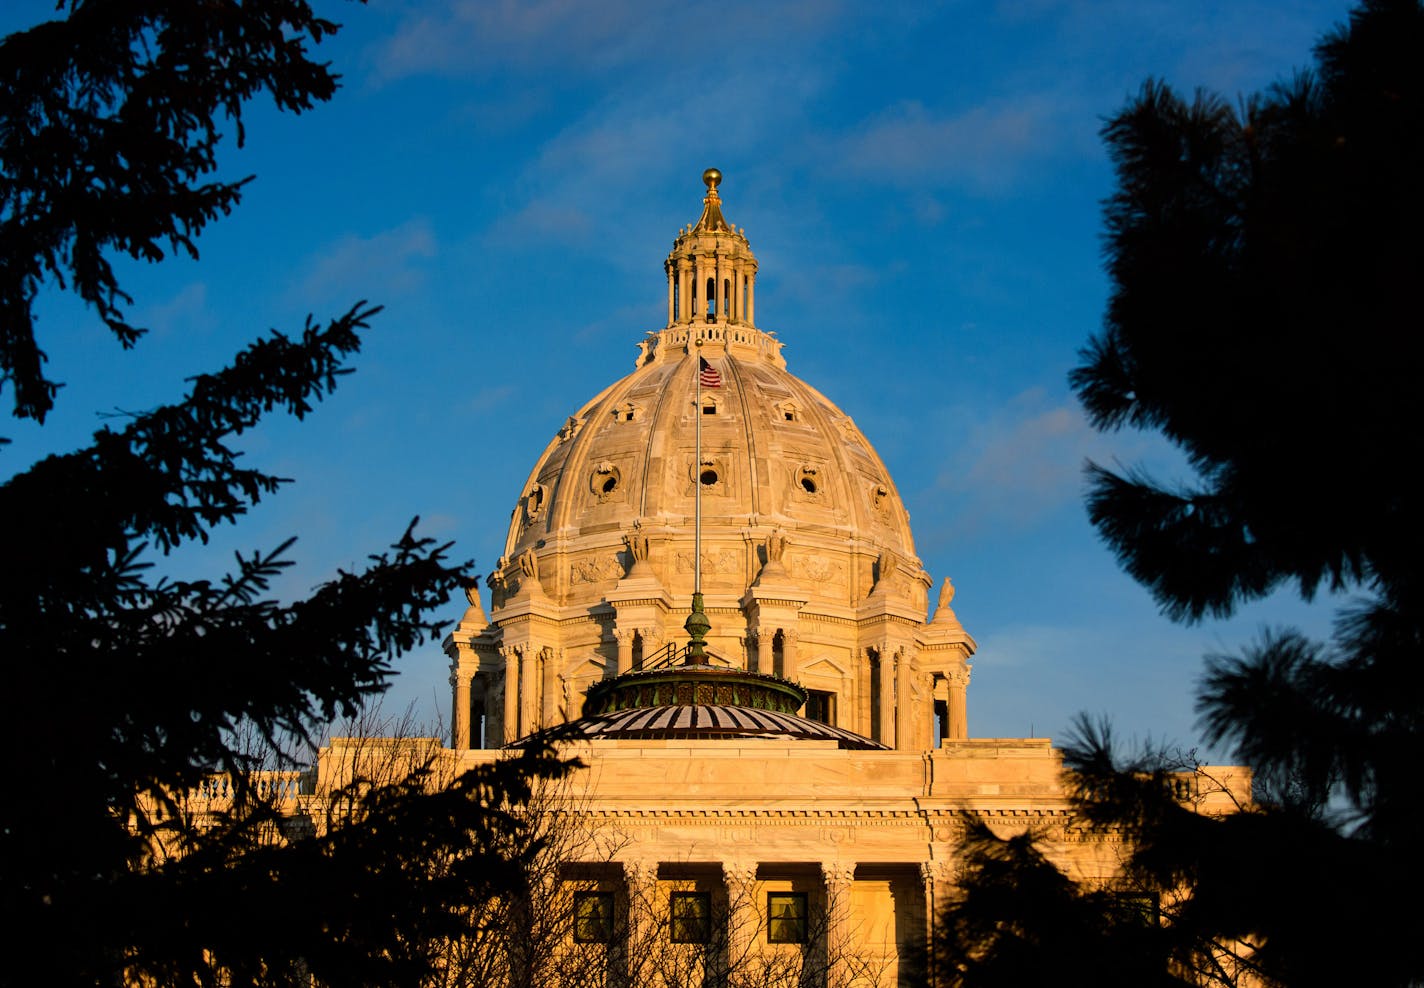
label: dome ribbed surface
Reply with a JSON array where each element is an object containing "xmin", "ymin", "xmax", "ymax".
[{"xmin": 515, "ymin": 705, "xmax": 888, "ymax": 750}]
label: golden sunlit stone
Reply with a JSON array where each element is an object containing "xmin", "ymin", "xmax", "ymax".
[{"xmin": 427, "ymin": 172, "xmax": 1252, "ymax": 982}]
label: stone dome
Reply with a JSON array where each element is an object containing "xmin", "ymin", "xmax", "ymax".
[
  {"xmin": 449, "ymin": 172, "xmax": 975, "ymax": 754},
  {"xmin": 492, "ymin": 183, "xmax": 924, "ymax": 621},
  {"xmin": 494, "ymin": 328, "xmax": 923, "ymax": 609}
]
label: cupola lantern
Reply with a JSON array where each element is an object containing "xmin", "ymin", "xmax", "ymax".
[{"xmin": 664, "ymin": 168, "xmax": 758, "ymax": 328}]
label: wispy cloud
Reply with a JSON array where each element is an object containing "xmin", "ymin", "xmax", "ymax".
[
  {"xmin": 475, "ymin": 62, "xmax": 827, "ymax": 259},
  {"xmin": 928, "ymin": 388, "xmax": 1159, "ymax": 539},
  {"xmin": 139, "ymin": 282, "xmax": 213, "ymax": 338},
  {"xmin": 482, "ymin": 201, "xmax": 593, "ymax": 247},
  {"xmin": 290, "ymin": 219, "xmax": 437, "ymax": 305},
  {"xmin": 834, "ymin": 95, "xmax": 1081, "ymax": 193},
  {"xmin": 466, "ymin": 384, "xmax": 517, "ymax": 413},
  {"xmin": 372, "ymin": 0, "xmax": 847, "ymax": 81}
]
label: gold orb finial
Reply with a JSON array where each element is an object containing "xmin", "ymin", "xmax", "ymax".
[{"xmin": 702, "ymin": 167, "xmax": 722, "ymax": 190}]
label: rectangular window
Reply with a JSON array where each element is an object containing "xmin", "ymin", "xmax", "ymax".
[
  {"xmin": 1110, "ymin": 892, "xmax": 1161, "ymax": 926},
  {"xmin": 805, "ymin": 690, "xmax": 836, "ymax": 726},
  {"xmin": 767, "ymin": 892, "xmax": 808, "ymax": 944},
  {"xmin": 573, "ymin": 891, "xmax": 614, "ymax": 943},
  {"xmin": 670, "ymin": 891, "xmax": 712, "ymax": 943}
]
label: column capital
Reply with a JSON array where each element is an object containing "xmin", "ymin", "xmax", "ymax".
[
  {"xmin": 920, "ymin": 860, "xmax": 953, "ymax": 888},
  {"xmin": 722, "ymin": 859, "xmax": 757, "ymax": 888},
  {"xmin": 820, "ymin": 862, "xmax": 855, "ymax": 893},
  {"xmin": 622, "ymin": 858, "xmax": 657, "ymax": 889}
]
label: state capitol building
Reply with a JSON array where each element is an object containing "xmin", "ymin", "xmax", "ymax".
[{"xmin": 323, "ymin": 170, "xmax": 1244, "ymax": 986}]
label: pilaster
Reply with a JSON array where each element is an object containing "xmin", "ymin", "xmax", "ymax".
[{"xmin": 821, "ymin": 862, "xmax": 855, "ymax": 985}]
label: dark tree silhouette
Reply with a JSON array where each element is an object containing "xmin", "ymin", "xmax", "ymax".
[
  {"xmin": 0, "ymin": 0, "xmax": 344, "ymax": 421},
  {"xmin": 931, "ymin": 2, "xmax": 1424, "ymax": 986},
  {"xmin": 927, "ymin": 815, "xmax": 1179, "ymax": 988},
  {"xmin": 0, "ymin": 4, "xmax": 568, "ymax": 986}
]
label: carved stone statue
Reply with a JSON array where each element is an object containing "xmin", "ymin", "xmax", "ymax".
[
  {"xmin": 766, "ymin": 528, "xmax": 787, "ymax": 563},
  {"xmin": 524, "ymin": 483, "xmax": 545, "ymax": 520},
  {"xmin": 518, "ymin": 547, "xmax": 539, "ymax": 579},
  {"xmin": 558, "ymin": 415, "xmax": 583, "ymax": 442},
  {"xmin": 488, "ymin": 558, "xmax": 508, "ymax": 592},
  {"xmin": 938, "ymin": 577, "xmax": 956, "ymax": 610}
]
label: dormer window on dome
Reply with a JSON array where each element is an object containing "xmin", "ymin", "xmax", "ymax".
[{"xmin": 664, "ymin": 169, "xmax": 758, "ymax": 329}]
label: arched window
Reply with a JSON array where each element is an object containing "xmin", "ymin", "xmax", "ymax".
[
  {"xmin": 706, "ymin": 276, "xmax": 716, "ymax": 317},
  {"xmin": 723, "ymin": 278, "xmax": 731, "ymax": 316}
]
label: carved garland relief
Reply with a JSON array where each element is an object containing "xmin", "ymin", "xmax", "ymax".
[
  {"xmin": 785, "ymin": 552, "xmax": 844, "ymax": 587},
  {"xmin": 569, "ymin": 555, "xmax": 624, "ymax": 586},
  {"xmin": 675, "ymin": 549, "xmax": 740, "ymax": 575}
]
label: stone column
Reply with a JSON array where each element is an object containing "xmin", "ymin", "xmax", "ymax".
[
  {"xmin": 679, "ymin": 261, "xmax": 690, "ymax": 323},
  {"xmin": 729, "ymin": 261, "xmax": 740, "ymax": 323},
  {"xmin": 946, "ymin": 664, "xmax": 971, "ymax": 741},
  {"xmin": 895, "ymin": 648, "xmax": 914, "ymax": 749},
  {"xmin": 667, "ymin": 264, "xmax": 675, "ymax": 325},
  {"xmin": 782, "ymin": 628, "xmax": 800, "ymax": 683},
  {"xmin": 920, "ymin": 860, "xmax": 953, "ymax": 985},
  {"xmin": 859, "ymin": 651, "xmax": 874, "ymax": 739},
  {"xmin": 613, "ymin": 628, "xmax": 635, "ymax": 677},
  {"xmin": 916, "ymin": 673, "xmax": 935, "ymax": 750},
  {"xmin": 623, "ymin": 859, "xmax": 657, "ymax": 984},
  {"xmin": 747, "ymin": 272, "xmax": 755, "ymax": 325},
  {"xmin": 500, "ymin": 645, "xmax": 520, "ymax": 744},
  {"xmin": 713, "ymin": 254, "xmax": 722, "ymax": 320},
  {"xmin": 540, "ymin": 646, "xmax": 559, "ymax": 729},
  {"xmin": 450, "ymin": 667, "xmax": 472, "ymax": 750},
  {"xmin": 820, "ymin": 862, "xmax": 855, "ymax": 983},
  {"xmin": 520, "ymin": 645, "xmax": 539, "ymax": 737},
  {"xmin": 877, "ymin": 646, "xmax": 895, "ymax": 747},
  {"xmin": 640, "ymin": 626, "xmax": 665, "ymax": 667},
  {"xmin": 722, "ymin": 860, "xmax": 758, "ymax": 972},
  {"xmin": 755, "ymin": 628, "xmax": 774, "ymax": 676}
]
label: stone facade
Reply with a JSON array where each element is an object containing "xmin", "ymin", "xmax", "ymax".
[{"xmin": 426, "ymin": 171, "xmax": 1248, "ymax": 985}]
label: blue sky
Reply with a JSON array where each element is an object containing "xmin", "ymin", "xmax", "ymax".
[{"xmin": 2, "ymin": 0, "xmax": 1353, "ymax": 754}]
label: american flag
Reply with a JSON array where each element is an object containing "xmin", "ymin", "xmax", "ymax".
[{"xmin": 699, "ymin": 356, "xmax": 723, "ymax": 388}]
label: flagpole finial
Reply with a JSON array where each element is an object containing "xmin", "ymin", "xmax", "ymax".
[{"xmin": 684, "ymin": 592, "xmax": 711, "ymax": 664}]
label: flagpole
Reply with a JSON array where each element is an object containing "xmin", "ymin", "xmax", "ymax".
[
  {"xmin": 694, "ymin": 338, "xmax": 703, "ymax": 597},
  {"xmin": 684, "ymin": 337, "xmax": 711, "ymax": 664}
]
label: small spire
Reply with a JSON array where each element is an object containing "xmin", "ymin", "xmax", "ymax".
[{"xmin": 692, "ymin": 166, "xmax": 733, "ymax": 234}]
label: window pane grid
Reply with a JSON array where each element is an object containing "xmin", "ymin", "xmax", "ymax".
[
  {"xmin": 573, "ymin": 891, "xmax": 614, "ymax": 943},
  {"xmin": 670, "ymin": 891, "xmax": 712, "ymax": 943},
  {"xmin": 767, "ymin": 892, "xmax": 808, "ymax": 944}
]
